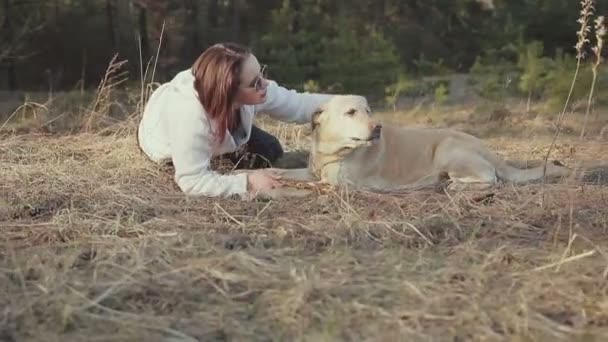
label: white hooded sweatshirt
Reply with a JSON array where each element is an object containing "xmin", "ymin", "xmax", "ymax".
[{"xmin": 137, "ymin": 68, "xmax": 334, "ymax": 198}]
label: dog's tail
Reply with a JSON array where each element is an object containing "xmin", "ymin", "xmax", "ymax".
[
  {"xmin": 485, "ymin": 151, "xmax": 572, "ymax": 183},
  {"xmin": 497, "ymin": 163, "xmax": 571, "ymax": 183}
]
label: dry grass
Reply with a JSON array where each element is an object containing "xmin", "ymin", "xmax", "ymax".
[{"xmin": 2, "ymin": 100, "xmax": 608, "ymax": 341}]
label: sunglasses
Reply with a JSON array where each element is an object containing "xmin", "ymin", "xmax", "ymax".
[{"xmin": 246, "ymin": 64, "xmax": 268, "ymax": 91}]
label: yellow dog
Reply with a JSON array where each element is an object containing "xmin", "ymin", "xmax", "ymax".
[{"xmin": 273, "ymin": 95, "xmax": 572, "ymax": 193}]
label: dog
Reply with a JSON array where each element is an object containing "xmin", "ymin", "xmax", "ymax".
[{"xmin": 273, "ymin": 95, "xmax": 572, "ymax": 193}]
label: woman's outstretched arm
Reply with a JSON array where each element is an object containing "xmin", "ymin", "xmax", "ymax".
[{"xmin": 255, "ymin": 80, "xmax": 335, "ymax": 124}]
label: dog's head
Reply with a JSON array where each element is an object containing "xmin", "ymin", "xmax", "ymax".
[{"xmin": 311, "ymin": 95, "xmax": 382, "ymax": 153}]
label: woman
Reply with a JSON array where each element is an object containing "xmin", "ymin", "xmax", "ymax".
[{"xmin": 137, "ymin": 42, "xmax": 335, "ymax": 198}]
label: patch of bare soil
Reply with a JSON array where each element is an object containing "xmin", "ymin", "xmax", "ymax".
[{"xmin": 2, "ymin": 118, "xmax": 608, "ymax": 341}]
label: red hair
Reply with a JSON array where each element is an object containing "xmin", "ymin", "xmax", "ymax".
[{"xmin": 191, "ymin": 42, "xmax": 251, "ymax": 143}]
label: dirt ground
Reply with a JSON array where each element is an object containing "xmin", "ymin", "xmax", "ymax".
[{"xmin": 2, "ymin": 105, "xmax": 608, "ymax": 342}]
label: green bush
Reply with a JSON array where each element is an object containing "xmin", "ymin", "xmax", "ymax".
[
  {"xmin": 384, "ymin": 73, "xmax": 416, "ymax": 109},
  {"xmin": 434, "ymin": 83, "xmax": 449, "ymax": 105},
  {"xmin": 254, "ymin": 0, "xmax": 327, "ymax": 90},
  {"xmin": 469, "ymin": 56, "xmax": 520, "ymax": 102},
  {"xmin": 256, "ymin": 1, "xmax": 400, "ymax": 99},
  {"xmin": 516, "ymin": 40, "xmax": 554, "ymax": 109},
  {"xmin": 542, "ymin": 49, "xmax": 597, "ymax": 113},
  {"xmin": 318, "ymin": 26, "xmax": 401, "ymax": 98}
]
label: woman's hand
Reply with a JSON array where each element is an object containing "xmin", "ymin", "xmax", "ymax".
[{"xmin": 246, "ymin": 169, "xmax": 282, "ymax": 193}]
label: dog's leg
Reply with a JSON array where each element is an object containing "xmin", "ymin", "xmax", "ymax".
[
  {"xmin": 447, "ymin": 179, "xmax": 495, "ymax": 192},
  {"xmin": 239, "ymin": 187, "xmax": 313, "ymax": 201},
  {"xmin": 255, "ymin": 187, "xmax": 314, "ymax": 199},
  {"xmin": 230, "ymin": 168, "xmax": 315, "ymax": 200},
  {"xmin": 358, "ymin": 173, "xmax": 441, "ymax": 194},
  {"xmin": 505, "ymin": 158, "xmax": 566, "ymax": 169},
  {"xmin": 233, "ymin": 167, "xmax": 316, "ymax": 181},
  {"xmin": 268, "ymin": 167, "xmax": 317, "ymax": 182},
  {"xmin": 440, "ymin": 151, "xmax": 500, "ymax": 192}
]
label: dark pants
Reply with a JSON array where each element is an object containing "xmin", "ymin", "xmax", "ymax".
[
  {"xmin": 156, "ymin": 125, "xmax": 284, "ymax": 177},
  {"xmin": 225, "ymin": 125, "xmax": 284, "ymax": 169}
]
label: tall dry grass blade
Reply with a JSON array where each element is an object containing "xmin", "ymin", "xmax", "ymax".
[
  {"xmin": 137, "ymin": 33, "xmax": 145, "ymax": 116},
  {"xmin": 532, "ymin": 249, "xmax": 596, "ymax": 272},
  {"xmin": 542, "ymin": 0, "xmax": 594, "ymax": 197},
  {"xmin": 126, "ymin": 18, "xmax": 166, "ymax": 138},
  {"xmin": 150, "ymin": 20, "xmax": 165, "ymax": 87},
  {"xmin": 68, "ymin": 286, "xmax": 197, "ymax": 342},
  {"xmin": 80, "ymin": 53, "xmax": 128, "ymax": 132},
  {"xmin": 580, "ymin": 15, "xmax": 605, "ymax": 138},
  {"xmin": 214, "ymin": 202, "xmax": 245, "ymax": 226},
  {"xmin": 0, "ymin": 101, "xmax": 48, "ymax": 132}
]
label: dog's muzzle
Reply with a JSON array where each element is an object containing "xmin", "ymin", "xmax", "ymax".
[
  {"xmin": 350, "ymin": 124, "xmax": 382, "ymax": 143},
  {"xmin": 370, "ymin": 124, "xmax": 382, "ymax": 140}
]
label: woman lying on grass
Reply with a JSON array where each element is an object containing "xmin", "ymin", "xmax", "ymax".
[{"xmin": 137, "ymin": 42, "xmax": 336, "ymax": 198}]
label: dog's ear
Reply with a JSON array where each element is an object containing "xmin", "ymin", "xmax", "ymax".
[{"xmin": 311, "ymin": 107, "xmax": 324, "ymax": 130}]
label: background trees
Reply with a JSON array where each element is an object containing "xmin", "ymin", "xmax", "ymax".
[{"xmin": 0, "ymin": 0, "xmax": 606, "ymax": 108}]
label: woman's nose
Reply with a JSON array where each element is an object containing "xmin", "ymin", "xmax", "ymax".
[{"xmin": 257, "ymin": 78, "xmax": 269, "ymax": 91}]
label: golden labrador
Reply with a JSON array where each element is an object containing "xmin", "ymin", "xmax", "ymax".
[{"xmin": 273, "ymin": 95, "xmax": 572, "ymax": 193}]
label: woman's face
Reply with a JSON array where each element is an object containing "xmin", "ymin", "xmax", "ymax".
[{"xmin": 234, "ymin": 54, "xmax": 268, "ymax": 106}]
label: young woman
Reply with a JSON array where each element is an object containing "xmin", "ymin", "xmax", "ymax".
[{"xmin": 137, "ymin": 42, "xmax": 335, "ymax": 198}]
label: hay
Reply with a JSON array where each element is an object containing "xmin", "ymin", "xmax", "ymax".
[{"xmin": 2, "ymin": 115, "xmax": 608, "ymax": 341}]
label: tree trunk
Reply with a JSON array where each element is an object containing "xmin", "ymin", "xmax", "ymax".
[
  {"xmin": 208, "ymin": 0, "xmax": 218, "ymax": 28},
  {"xmin": 137, "ymin": 1, "xmax": 150, "ymax": 64},
  {"xmin": 106, "ymin": 0, "xmax": 117, "ymax": 53},
  {"xmin": 191, "ymin": 0, "xmax": 200, "ymax": 48},
  {"xmin": 183, "ymin": 0, "xmax": 201, "ymax": 63},
  {"xmin": 229, "ymin": 0, "xmax": 240, "ymax": 42},
  {"xmin": 291, "ymin": 0, "xmax": 300, "ymax": 34},
  {"xmin": 55, "ymin": 0, "xmax": 60, "ymax": 24},
  {"xmin": 2, "ymin": 0, "xmax": 17, "ymax": 90}
]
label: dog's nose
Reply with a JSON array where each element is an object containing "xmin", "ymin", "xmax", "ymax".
[{"xmin": 371, "ymin": 124, "xmax": 382, "ymax": 139}]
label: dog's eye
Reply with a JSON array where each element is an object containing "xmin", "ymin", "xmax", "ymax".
[{"xmin": 345, "ymin": 109, "xmax": 356, "ymax": 116}]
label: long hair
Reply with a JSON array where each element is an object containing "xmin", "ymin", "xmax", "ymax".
[{"xmin": 191, "ymin": 42, "xmax": 251, "ymax": 143}]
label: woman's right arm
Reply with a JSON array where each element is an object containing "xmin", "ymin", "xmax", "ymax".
[{"xmin": 167, "ymin": 99, "xmax": 249, "ymax": 198}]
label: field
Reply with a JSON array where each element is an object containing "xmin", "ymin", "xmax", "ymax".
[{"xmin": 2, "ymin": 97, "xmax": 608, "ymax": 342}]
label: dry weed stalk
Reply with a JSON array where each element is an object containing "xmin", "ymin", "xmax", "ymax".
[
  {"xmin": 136, "ymin": 34, "xmax": 151, "ymax": 117},
  {"xmin": 136, "ymin": 20, "xmax": 165, "ymax": 119},
  {"xmin": 80, "ymin": 54, "xmax": 129, "ymax": 132},
  {"xmin": 575, "ymin": 0, "xmax": 594, "ymax": 60},
  {"xmin": 542, "ymin": 0, "xmax": 594, "ymax": 194},
  {"xmin": 113, "ymin": 20, "xmax": 167, "ymax": 140},
  {"xmin": 0, "ymin": 101, "xmax": 48, "ymax": 132},
  {"xmin": 580, "ymin": 15, "xmax": 605, "ymax": 139},
  {"xmin": 104, "ymin": 21, "xmax": 166, "ymax": 140}
]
